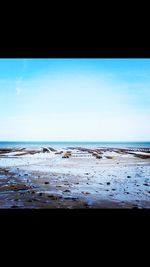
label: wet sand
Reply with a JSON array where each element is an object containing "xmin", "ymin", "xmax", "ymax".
[{"xmin": 0, "ymin": 146, "xmax": 150, "ymax": 208}]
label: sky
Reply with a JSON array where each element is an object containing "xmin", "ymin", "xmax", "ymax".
[{"xmin": 0, "ymin": 58, "xmax": 150, "ymax": 141}]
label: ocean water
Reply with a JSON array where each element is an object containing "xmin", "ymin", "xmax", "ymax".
[{"xmin": 0, "ymin": 141, "xmax": 150, "ymax": 149}]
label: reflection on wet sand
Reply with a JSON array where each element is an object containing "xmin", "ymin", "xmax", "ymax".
[{"xmin": 0, "ymin": 146, "xmax": 150, "ymax": 208}]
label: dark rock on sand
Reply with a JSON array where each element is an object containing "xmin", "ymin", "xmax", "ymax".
[
  {"xmin": 44, "ymin": 181, "xmax": 49, "ymax": 184},
  {"xmin": 127, "ymin": 176, "xmax": 131, "ymax": 178},
  {"xmin": 96, "ymin": 155, "xmax": 102, "ymax": 159},
  {"xmin": 143, "ymin": 183, "xmax": 149, "ymax": 186},
  {"xmin": 48, "ymin": 147, "xmax": 57, "ymax": 152},
  {"xmin": 92, "ymin": 152, "xmax": 98, "ymax": 156},
  {"xmin": 62, "ymin": 153, "xmax": 70, "ymax": 158},
  {"xmin": 134, "ymin": 154, "xmax": 150, "ymax": 159},
  {"xmin": 67, "ymin": 152, "xmax": 71, "ymax": 156},
  {"xmin": 107, "ymin": 182, "xmax": 110, "ymax": 185},
  {"xmin": 43, "ymin": 147, "xmax": 50, "ymax": 153},
  {"xmin": 64, "ymin": 189, "xmax": 70, "ymax": 192},
  {"xmin": 0, "ymin": 184, "xmax": 31, "ymax": 191}
]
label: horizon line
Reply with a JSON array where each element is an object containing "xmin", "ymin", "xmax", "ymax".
[{"xmin": 0, "ymin": 140, "xmax": 150, "ymax": 143}]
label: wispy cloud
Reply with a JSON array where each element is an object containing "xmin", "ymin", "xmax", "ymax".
[
  {"xmin": 15, "ymin": 76, "xmax": 23, "ymax": 95},
  {"xmin": 15, "ymin": 59, "xmax": 29, "ymax": 96},
  {"xmin": 16, "ymin": 87, "xmax": 22, "ymax": 96}
]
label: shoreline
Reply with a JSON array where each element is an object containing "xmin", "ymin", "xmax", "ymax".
[{"xmin": 0, "ymin": 146, "xmax": 150, "ymax": 209}]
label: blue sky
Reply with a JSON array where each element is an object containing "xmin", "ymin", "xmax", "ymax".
[{"xmin": 0, "ymin": 59, "xmax": 150, "ymax": 141}]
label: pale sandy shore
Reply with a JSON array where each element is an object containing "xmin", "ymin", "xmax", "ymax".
[{"xmin": 0, "ymin": 146, "xmax": 150, "ymax": 208}]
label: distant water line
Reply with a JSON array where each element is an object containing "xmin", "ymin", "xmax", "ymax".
[{"xmin": 0, "ymin": 141, "xmax": 150, "ymax": 149}]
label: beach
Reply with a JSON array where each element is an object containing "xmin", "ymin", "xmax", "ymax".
[{"xmin": 0, "ymin": 145, "xmax": 150, "ymax": 208}]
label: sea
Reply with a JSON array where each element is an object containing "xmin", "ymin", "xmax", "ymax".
[{"xmin": 0, "ymin": 141, "xmax": 150, "ymax": 150}]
